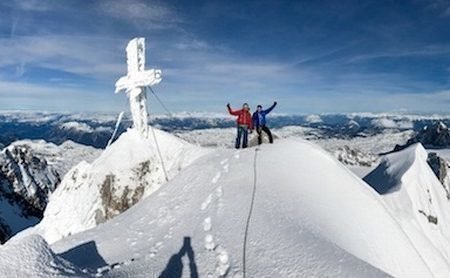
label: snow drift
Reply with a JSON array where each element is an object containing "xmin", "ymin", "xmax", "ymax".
[
  {"xmin": 0, "ymin": 234, "xmax": 84, "ymax": 277},
  {"xmin": 43, "ymin": 139, "xmax": 448, "ymax": 277},
  {"xmin": 19, "ymin": 128, "xmax": 208, "ymax": 244}
]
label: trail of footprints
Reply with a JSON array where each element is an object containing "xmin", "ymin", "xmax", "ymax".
[
  {"xmin": 95, "ymin": 152, "xmax": 240, "ymax": 277},
  {"xmin": 200, "ymin": 153, "xmax": 242, "ymax": 277}
]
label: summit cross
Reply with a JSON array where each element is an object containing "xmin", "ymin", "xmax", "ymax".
[{"xmin": 115, "ymin": 37, "xmax": 162, "ymax": 137}]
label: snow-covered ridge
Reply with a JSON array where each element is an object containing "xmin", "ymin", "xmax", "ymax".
[
  {"xmin": 365, "ymin": 143, "xmax": 450, "ymax": 275},
  {"xmin": 38, "ymin": 139, "xmax": 445, "ymax": 277},
  {"xmin": 8, "ymin": 139, "xmax": 101, "ymax": 177}
]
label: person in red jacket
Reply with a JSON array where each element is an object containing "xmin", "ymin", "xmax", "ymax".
[{"xmin": 227, "ymin": 102, "xmax": 253, "ymax": 149}]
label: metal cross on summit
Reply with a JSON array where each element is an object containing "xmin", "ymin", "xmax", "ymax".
[{"xmin": 115, "ymin": 38, "xmax": 162, "ymax": 137}]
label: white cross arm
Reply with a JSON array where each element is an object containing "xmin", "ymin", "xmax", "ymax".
[{"xmin": 114, "ymin": 69, "xmax": 162, "ymax": 94}]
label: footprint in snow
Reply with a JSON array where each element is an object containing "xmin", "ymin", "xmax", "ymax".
[
  {"xmin": 220, "ymin": 158, "xmax": 229, "ymax": 165},
  {"xmin": 204, "ymin": 234, "xmax": 216, "ymax": 251},
  {"xmin": 212, "ymin": 172, "xmax": 221, "ymax": 184},
  {"xmin": 201, "ymin": 194, "xmax": 213, "ymax": 210},
  {"xmin": 215, "ymin": 247, "xmax": 231, "ymax": 277},
  {"xmin": 232, "ymin": 272, "xmax": 243, "ymax": 278},
  {"xmin": 216, "ymin": 186, "xmax": 223, "ymax": 198},
  {"xmin": 223, "ymin": 164, "xmax": 229, "ymax": 173},
  {"xmin": 148, "ymin": 248, "xmax": 158, "ymax": 257},
  {"xmin": 203, "ymin": 217, "xmax": 212, "ymax": 232}
]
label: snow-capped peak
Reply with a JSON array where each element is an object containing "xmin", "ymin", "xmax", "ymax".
[{"xmin": 18, "ymin": 127, "xmax": 208, "ymax": 244}]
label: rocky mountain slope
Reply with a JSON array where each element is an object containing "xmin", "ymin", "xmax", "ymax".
[{"xmin": 0, "ymin": 140, "xmax": 101, "ymax": 243}]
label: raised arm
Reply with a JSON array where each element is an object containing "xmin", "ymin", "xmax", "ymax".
[
  {"xmin": 263, "ymin": 101, "xmax": 277, "ymax": 114},
  {"xmin": 227, "ymin": 103, "xmax": 240, "ymax": 116}
]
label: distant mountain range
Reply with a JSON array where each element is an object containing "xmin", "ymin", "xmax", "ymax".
[{"xmin": 2, "ymin": 111, "xmax": 450, "ymax": 149}]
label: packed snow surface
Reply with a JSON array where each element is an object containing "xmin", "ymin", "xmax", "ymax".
[
  {"xmin": 43, "ymin": 139, "xmax": 447, "ymax": 277},
  {"xmin": 0, "ymin": 234, "xmax": 83, "ymax": 277}
]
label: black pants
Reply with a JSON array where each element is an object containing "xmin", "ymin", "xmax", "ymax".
[{"xmin": 257, "ymin": 126, "xmax": 273, "ymax": 144}]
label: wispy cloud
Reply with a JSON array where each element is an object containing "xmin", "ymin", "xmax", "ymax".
[
  {"xmin": 97, "ymin": 0, "xmax": 181, "ymax": 30},
  {"xmin": 346, "ymin": 44, "xmax": 450, "ymax": 63},
  {"xmin": 422, "ymin": 0, "xmax": 450, "ymax": 17},
  {"xmin": 9, "ymin": 0, "xmax": 56, "ymax": 12},
  {"xmin": 0, "ymin": 35, "xmax": 125, "ymax": 80},
  {"xmin": 0, "ymin": 79, "xmax": 118, "ymax": 112}
]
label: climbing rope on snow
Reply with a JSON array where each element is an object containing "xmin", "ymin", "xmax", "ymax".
[{"xmin": 243, "ymin": 147, "xmax": 259, "ymax": 278}]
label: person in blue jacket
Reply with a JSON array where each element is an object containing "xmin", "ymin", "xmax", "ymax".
[{"xmin": 252, "ymin": 101, "xmax": 277, "ymax": 145}]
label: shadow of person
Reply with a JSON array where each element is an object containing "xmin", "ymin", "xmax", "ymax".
[
  {"xmin": 58, "ymin": 241, "xmax": 108, "ymax": 270},
  {"xmin": 159, "ymin": 237, "xmax": 199, "ymax": 278}
]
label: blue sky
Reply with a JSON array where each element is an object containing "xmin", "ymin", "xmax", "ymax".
[{"xmin": 1, "ymin": 0, "xmax": 450, "ymax": 114}]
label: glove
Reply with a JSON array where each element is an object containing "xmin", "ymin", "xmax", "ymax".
[
  {"xmin": 227, "ymin": 103, "xmax": 230, "ymax": 108},
  {"xmin": 249, "ymin": 129, "xmax": 253, "ymax": 134},
  {"xmin": 274, "ymin": 101, "xmax": 277, "ymax": 105}
]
